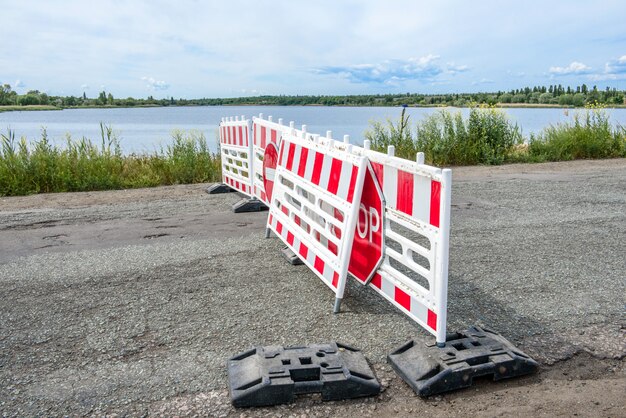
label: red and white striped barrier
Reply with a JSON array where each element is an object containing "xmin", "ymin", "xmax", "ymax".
[
  {"xmin": 351, "ymin": 143, "xmax": 451, "ymax": 345},
  {"xmin": 251, "ymin": 115, "xmax": 291, "ymax": 205},
  {"xmin": 219, "ymin": 116, "xmax": 253, "ymax": 196},
  {"xmin": 266, "ymin": 129, "xmax": 370, "ymax": 312}
]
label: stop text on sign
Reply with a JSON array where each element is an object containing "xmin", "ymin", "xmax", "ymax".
[{"xmin": 357, "ymin": 204, "xmax": 380, "ymax": 243}]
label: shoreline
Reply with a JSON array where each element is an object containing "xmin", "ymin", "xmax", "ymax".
[{"xmin": 1, "ymin": 103, "xmax": 626, "ymax": 113}]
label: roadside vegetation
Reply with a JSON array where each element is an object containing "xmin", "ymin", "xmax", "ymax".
[
  {"xmin": 0, "ymin": 124, "xmax": 221, "ymax": 197},
  {"xmin": 366, "ymin": 104, "xmax": 626, "ymax": 166},
  {"xmin": 1, "ymin": 83, "xmax": 624, "ymax": 110}
]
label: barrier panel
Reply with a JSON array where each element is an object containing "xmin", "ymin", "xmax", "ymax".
[
  {"xmin": 351, "ymin": 143, "xmax": 452, "ymax": 345},
  {"xmin": 266, "ymin": 130, "xmax": 369, "ymax": 312},
  {"xmin": 219, "ymin": 116, "xmax": 253, "ymax": 196}
]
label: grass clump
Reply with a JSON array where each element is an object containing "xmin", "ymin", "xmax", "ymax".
[
  {"xmin": 0, "ymin": 124, "xmax": 221, "ymax": 197},
  {"xmin": 528, "ymin": 105, "xmax": 626, "ymax": 161},
  {"xmin": 366, "ymin": 105, "xmax": 523, "ymax": 165}
]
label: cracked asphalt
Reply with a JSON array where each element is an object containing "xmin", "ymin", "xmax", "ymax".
[{"xmin": 0, "ymin": 159, "xmax": 624, "ymax": 417}]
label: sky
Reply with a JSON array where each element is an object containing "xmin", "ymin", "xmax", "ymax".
[{"xmin": 1, "ymin": 0, "xmax": 625, "ymax": 99}]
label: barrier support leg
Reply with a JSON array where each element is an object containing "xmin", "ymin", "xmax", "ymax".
[
  {"xmin": 264, "ymin": 227, "xmax": 271, "ymax": 239},
  {"xmin": 333, "ymin": 298, "xmax": 342, "ymax": 314}
]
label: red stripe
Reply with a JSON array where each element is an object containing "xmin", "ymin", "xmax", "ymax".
[
  {"xmin": 244, "ymin": 126, "xmax": 249, "ymax": 146},
  {"xmin": 285, "ymin": 143, "xmax": 296, "ymax": 171},
  {"xmin": 297, "ymin": 147, "xmax": 309, "ymax": 178},
  {"xmin": 327, "ymin": 158, "xmax": 342, "ymax": 195},
  {"xmin": 281, "ymin": 205, "xmax": 289, "ymax": 216},
  {"xmin": 346, "ymin": 165, "xmax": 358, "ymax": 203},
  {"xmin": 269, "ymin": 213, "xmax": 273, "ymax": 224},
  {"xmin": 286, "ymin": 231, "xmax": 294, "ymax": 246},
  {"xmin": 271, "ymin": 129, "xmax": 278, "ymax": 144},
  {"xmin": 430, "ymin": 181, "xmax": 441, "ymax": 227},
  {"xmin": 427, "ymin": 309, "xmax": 437, "ymax": 330},
  {"xmin": 395, "ymin": 287, "xmax": 411, "ymax": 311},
  {"xmin": 230, "ymin": 126, "xmax": 235, "ymax": 145},
  {"xmin": 238, "ymin": 126, "xmax": 244, "ymax": 146},
  {"xmin": 332, "ymin": 272, "xmax": 339, "ymax": 288},
  {"xmin": 371, "ymin": 273, "xmax": 382, "ymax": 288},
  {"xmin": 261, "ymin": 126, "xmax": 267, "ymax": 149},
  {"xmin": 299, "ymin": 242, "xmax": 308, "ymax": 259},
  {"xmin": 276, "ymin": 221, "xmax": 283, "ymax": 235},
  {"xmin": 278, "ymin": 141, "xmax": 286, "ymax": 166},
  {"xmin": 220, "ymin": 126, "xmax": 224, "ymax": 143},
  {"xmin": 314, "ymin": 256, "xmax": 325, "ymax": 275},
  {"xmin": 396, "ymin": 170, "xmax": 414, "ymax": 215},
  {"xmin": 327, "ymin": 240, "xmax": 338, "ymax": 255},
  {"xmin": 311, "ymin": 152, "xmax": 324, "ymax": 185}
]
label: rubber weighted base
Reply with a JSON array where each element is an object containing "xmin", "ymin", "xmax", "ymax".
[
  {"xmin": 206, "ymin": 183, "xmax": 236, "ymax": 194},
  {"xmin": 232, "ymin": 198, "xmax": 268, "ymax": 213},
  {"xmin": 388, "ymin": 325, "xmax": 538, "ymax": 397},
  {"xmin": 281, "ymin": 246, "xmax": 304, "ymax": 265},
  {"xmin": 228, "ymin": 342, "xmax": 380, "ymax": 407}
]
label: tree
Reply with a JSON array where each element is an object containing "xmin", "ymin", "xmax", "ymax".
[
  {"xmin": 97, "ymin": 91, "xmax": 107, "ymax": 105},
  {"xmin": 107, "ymin": 93, "xmax": 114, "ymax": 105}
]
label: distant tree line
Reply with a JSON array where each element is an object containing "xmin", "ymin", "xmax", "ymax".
[{"xmin": 1, "ymin": 83, "xmax": 624, "ymax": 109}]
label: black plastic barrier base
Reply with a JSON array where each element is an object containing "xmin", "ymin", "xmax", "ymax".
[
  {"xmin": 232, "ymin": 198, "xmax": 268, "ymax": 213},
  {"xmin": 281, "ymin": 246, "xmax": 304, "ymax": 265},
  {"xmin": 206, "ymin": 183, "xmax": 236, "ymax": 194},
  {"xmin": 228, "ymin": 342, "xmax": 380, "ymax": 407},
  {"xmin": 388, "ymin": 325, "xmax": 538, "ymax": 397}
]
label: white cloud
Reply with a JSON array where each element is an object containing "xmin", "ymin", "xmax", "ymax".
[
  {"xmin": 80, "ymin": 84, "xmax": 89, "ymax": 89},
  {"xmin": 14, "ymin": 79, "xmax": 26, "ymax": 88},
  {"xmin": 315, "ymin": 55, "xmax": 468, "ymax": 85},
  {"xmin": 549, "ymin": 61, "xmax": 592, "ymax": 75},
  {"xmin": 141, "ymin": 76, "xmax": 170, "ymax": 91}
]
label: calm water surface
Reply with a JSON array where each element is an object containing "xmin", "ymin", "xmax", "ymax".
[{"xmin": 1, "ymin": 106, "xmax": 625, "ymax": 154}]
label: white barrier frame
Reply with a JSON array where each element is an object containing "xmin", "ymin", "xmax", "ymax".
[
  {"xmin": 220, "ymin": 116, "xmax": 254, "ymax": 196},
  {"xmin": 267, "ymin": 129, "xmax": 367, "ymax": 312}
]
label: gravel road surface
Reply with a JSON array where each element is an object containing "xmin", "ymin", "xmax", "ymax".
[{"xmin": 1, "ymin": 159, "xmax": 624, "ymax": 417}]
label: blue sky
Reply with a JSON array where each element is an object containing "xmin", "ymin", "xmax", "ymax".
[{"xmin": 1, "ymin": 0, "xmax": 625, "ymax": 98}]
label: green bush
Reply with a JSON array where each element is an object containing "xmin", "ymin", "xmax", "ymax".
[
  {"xmin": 366, "ymin": 106, "xmax": 523, "ymax": 165},
  {"xmin": 528, "ymin": 108, "xmax": 626, "ymax": 161},
  {"xmin": 0, "ymin": 124, "xmax": 222, "ymax": 196}
]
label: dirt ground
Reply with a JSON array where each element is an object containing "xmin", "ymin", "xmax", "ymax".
[{"xmin": 0, "ymin": 159, "xmax": 624, "ymax": 417}]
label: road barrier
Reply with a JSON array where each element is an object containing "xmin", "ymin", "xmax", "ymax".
[
  {"xmin": 218, "ymin": 113, "xmax": 539, "ymax": 401},
  {"xmin": 218, "ymin": 116, "xmax": 253, "ymax": 196},
  {"xmin": 252, "ymin": 115, "xmax": 285, "ymax": 204},
  {"xmin": 352, "ymin": 142, "xmax": 451, "ymax": 345},
  {"xmin": 214, "ymin": 114, "xmax": 451, "ymax": 344},
  {"xmin": 267, "ymin": 129, "xmax": 369, "ymax": 312}
]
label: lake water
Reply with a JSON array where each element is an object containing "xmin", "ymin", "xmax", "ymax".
[{"xmin": 1, "ymin": 106, "xmax": 625, "ymax": 154}]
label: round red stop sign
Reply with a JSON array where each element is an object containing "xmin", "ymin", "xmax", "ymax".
[
  {"xmin": 262, "ymin": 142, "xmax": 279, "ymax": 203},
  {"xmin": 349, "ymin": 163, "xmax": 384, "ymax": 284}
]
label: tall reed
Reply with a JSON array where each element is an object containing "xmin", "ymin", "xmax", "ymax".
[{"xmin": 0, "ymin": 125, "xmax": 221, "ymax": 197}]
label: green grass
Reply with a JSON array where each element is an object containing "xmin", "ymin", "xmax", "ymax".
[
  {"xmin": 528, "ymin": 108, "xmax": 626, "ymax": 161},
  {"xmin": 365, "ymin": 106, "xmax": 625, "ymax": 166},
  {"xmin": 0, "ymin": 124, "xmax": 221, "ymax": 197},
  {"xmin": 366, "ymin": 106, "xmax": 523, "ymax": 165}
]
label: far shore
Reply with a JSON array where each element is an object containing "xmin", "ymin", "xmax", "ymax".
[{"xmin": 1, "ymin": 103, "xmax": 625, "ymax": 113}]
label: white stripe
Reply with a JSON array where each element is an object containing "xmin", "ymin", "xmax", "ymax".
[
  {"xmin": 291, "ymin": 144, "xmax": 302, "ymax": 174},
  {"xmin": 336, "ymin": 161, "xmax": 353, "ymax": 201},
  {"xmin": 323, "ymin": 262, "xmax": 334, "ymax": 283},
  {"xmin": 412, "ymin": 175, "xmax": 431, "ymax": 222},
  {"xmin": 304, "ymin": 146, "xmax": 316, "ymax": 181},
  {"xmin": 383, "ymin": 165, "xmax": 397, "ymax": 210},
  {"xmin": 319, "ymin": 155, "xmax": 333, "ymax": 191},
  {"xmin": 381, "ymin": 273, "xmax": 396, "ymax": 299},
  {"xmin": 410, "ymin": 295, "xmax": 429, "ymax": 321}
]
